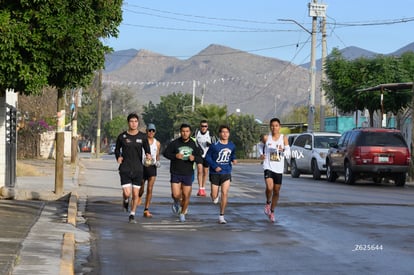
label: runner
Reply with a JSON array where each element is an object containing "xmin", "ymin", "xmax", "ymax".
[
  {"xmin": 163, "ymin": 123, "xmax": 202, "ymax": 222},
  {"xmin": 194, "ymin": 120, "xmax": 214, "ymax": 196},
  {"xmin": 205, "ymin": 125, "xmax": 237, "ymax": 224},
  {"xmin": 139, "ymin": 123, "xmax": 161, "ymax": 218},
  {"xmin": 114, "ymin": 113, "xmax": 151, "ymax": 224},
  {"xmin": 258, "ymin": 118, "xmax": 290, "ymax": 223}
]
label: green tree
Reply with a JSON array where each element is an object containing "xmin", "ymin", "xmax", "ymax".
[
  {"xmin": 104, "ymin": 115, "xmax": 127, "ymax": 141},
  {"xmin": 227, "ymin": 114, "xmax": 261, "ymax": 158},
  {"xmin": 0, "ymin": 1, "xmax": 122, "ymax": 194},
  {"xmin": 324, "ymin": 49, "xmax": 413, "ymax": 126},
  {"xmin": 180, "ymin": 104, "xmax": 228, "ymax": 135},
  {"xmin": 143, "ymin": 92, "xmax": 198, "ymax": 144}
]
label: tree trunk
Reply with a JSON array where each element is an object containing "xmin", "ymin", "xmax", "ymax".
[{"xmin": 55, "ymin": 89, "xmax": 65, "ymax": 195}]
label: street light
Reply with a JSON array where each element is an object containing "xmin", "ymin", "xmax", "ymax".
[
  {"xmin": 278, "ymin": 17, "xmax": 316, "ymax": 131},
  {"xmin": 279, "ymin": 1, "xmax": 327, "ymax": 132}
]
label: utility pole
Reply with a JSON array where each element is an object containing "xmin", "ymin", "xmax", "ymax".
[
  {"xmin": 95, "ymin": 70, "xmax": 102, "ymax": 158},
  {"xmin": 320, "ymin": 13, "xmax": 328, "ymax": 131},
  {"xmin": 308, "ymin": 0, "xmax": 327, "ymax": 131},
  {"xmin": 201, "ymin": 83, "xmax": 205, "ymax": 105},
  {"xmin": 191, "ymin": 80, "xmax": 196, "ymax": 112},
  {"xmin": 308, "ymin": 0, "xmax": 318, "ymax": 131}
]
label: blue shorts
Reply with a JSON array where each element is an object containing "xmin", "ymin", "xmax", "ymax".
[{"xmin": 170, "ymin": 174, "xmax": 193, "ymax": 186}]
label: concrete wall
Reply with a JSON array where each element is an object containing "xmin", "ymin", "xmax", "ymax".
[{"xmin": 39, "ymin": 131, "xmax": 72, "ymax": 159}]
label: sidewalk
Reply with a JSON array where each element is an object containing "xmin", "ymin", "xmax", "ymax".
[{"xmin": 0, "ymin": 159, "xmax": 86, "ymax": 275}]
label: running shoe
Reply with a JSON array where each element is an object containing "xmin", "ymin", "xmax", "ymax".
[
  {"xmin": 269, "ymin": 212, "xmax": 275, "ymax": 223},
  {"xmin": 213, "ymin": 196, "xmax": 219, "ymax": 204},
  {"xmin": 143, "ymin": 210, "xmax": 153, "ymax": 218},
  {"xmin": 218, "ymin": 215, "xmax": 227, "ymax": 224},
  {"xmin": 197, "ymin": 190, "xmax": 202, "ymax": 196},
  {"xmin": 179, "ymin": 213, "xmax": 186, "ymax": 222},
  {"xmin": 123, "ymin": 199, "xmax": 129, "ymax": 212},
  {"xmin": 181, "ymin": 207, "xmax": 188, "ymax": 215},
  {"xmin": 128, "ymin": 214, "xmax": 137, "ymax": 224},
  {"xmin": 264, "ymin": 203, "xmax": 271, "ymax": 216},
  {"xmin": 200, "ymin": 189, "xmax": 207, "ymax": 197},
  {"xmin": 172, "ymin": 201, "xmax": 180, "ymax": 214}
]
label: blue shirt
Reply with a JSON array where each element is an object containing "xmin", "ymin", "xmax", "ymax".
[{"xmin": 205, "ymin": 141, "xmax": 236, "ymax": 175}]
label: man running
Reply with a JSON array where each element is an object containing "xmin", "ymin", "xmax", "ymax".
[
  {"xmin": 114, "ymin": 113, "xmax": 151, "ymax": 224},
  {"xmin": 205, "ymin": 125, "xmax": 237, "ymax": 224},
  {"xmin": 194, "ymin": 120, "xmax": 214, "ymax": 196},
  {"xmin": 163, "ymin": 123, "xmax": 202, "ymax": 222},
  {"xmin": 259, "ymin": 118, "xmax": 290, "ymax": 223}
]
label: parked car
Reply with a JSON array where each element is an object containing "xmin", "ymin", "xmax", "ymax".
[
  {"xmin": 326, "ymin": 128, "xmax": 410, "ymax": 186},
  {"xmin": 283, "ymin": 133, "xmax": 299, "ymax": 173},
  {"xmin": 290, "ymin": 132, "xmax": 341, "ymax": 180},
  {"xmin": 108, "ymin": 143, "xmax": 116, "ymax": 155}
]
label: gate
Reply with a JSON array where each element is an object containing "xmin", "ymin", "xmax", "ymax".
[{"xmin": 5, "ymin": 103, "xmax": 16, "ymax": 187}]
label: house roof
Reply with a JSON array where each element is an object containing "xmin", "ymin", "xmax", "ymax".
[{"xmin": 356, "ymin": 82, "xmax": 413, "ymax": 92}]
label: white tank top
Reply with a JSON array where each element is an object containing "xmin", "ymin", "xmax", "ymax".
[
  {"xmin": 142, "ymin": 138, "xmax": 158, "ymax": 165},
  {"xmin": 195, "ymin": 130, "xmax": 212, "ymax": 157},
  {"xmin": 263, "ymin": 133, "xmax": 285, "ymax": 174}
]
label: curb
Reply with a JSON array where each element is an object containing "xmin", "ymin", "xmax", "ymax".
[
  {"xmin": 67, "ymin": 192, "xmax": 78, "ymax": 226},
  {"xmin": 60, "ymin": 232, "xmax": 75, "ymax": 275},
  {"xmin": 59, "ymin": 190, "xmax": 79, "ymax": 275},
  {"xmin": 60, "ymin": 157, "xmax": 81, "ymax": 275}
]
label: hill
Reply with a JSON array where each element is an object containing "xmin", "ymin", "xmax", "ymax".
[
  {"xmin": 103, "ymin": 42, "xmax": 414, "ymax": 122},
  {"xmin": 103, "ymin": 44, "xmax": 312, "ymax": 122}
]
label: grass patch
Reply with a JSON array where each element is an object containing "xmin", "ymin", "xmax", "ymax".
[{"xmin": 16, "ymin": 161, "xmax": 44, "ymax": 177}]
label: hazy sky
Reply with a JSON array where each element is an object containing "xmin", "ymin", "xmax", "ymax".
[{"xmin": 105, "ymin": 0, "xmax": 414, "ymax": 64}]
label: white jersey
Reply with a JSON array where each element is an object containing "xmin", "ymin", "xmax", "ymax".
[
  {"xmin": 262, "ymin": 133, "xmax": 289, "ymax": 174},
  {"xmin": 195, "ymin": 130, "xmax": 212, "ymax": 157}
]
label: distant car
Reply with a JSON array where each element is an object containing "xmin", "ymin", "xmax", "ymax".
[
  {"xmin": 108, "ymin": 143, "xmax": 116, "ymax": 155},
  {"xmin": 283, "ymin": 133, "xmax": 299, "ymax": 174},
  {"xmin": 290, "ymin": 132, "xmax": 341, "ymax": 180},
  {"xmin": 326, "ymin": 128, "xmax": 410, "ymax": 186},
  {"xmin": 79, "ymin": 141, "xmax": 91, "ymax": 152}
]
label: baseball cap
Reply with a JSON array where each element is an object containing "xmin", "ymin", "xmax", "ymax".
[{"xmin": 147, "ymin": 123, "xmax": 156, "ymax": 131}]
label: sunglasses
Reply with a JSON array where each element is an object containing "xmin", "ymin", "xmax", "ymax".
[
  {"xmin": 201, "ymin": 125, "xmax": 208, "ymax": 128},
  {"xmin": 148, "ymin": 129, "xmax": 155, "ymax": 132}
]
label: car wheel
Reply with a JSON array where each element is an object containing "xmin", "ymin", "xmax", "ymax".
[
  {"xmin": 394, "ymin": 173, "xmax": 406, "ymax": 187},
  {"xmin": 344, "ymin": 162, "xmax": 355, "ymax": 185},
  {"xmin": 311, "ymin": 159, "xmax": 321, "ymax": 180},
  {"xmin": 290, "ymin": 159, "xmax": 300, "ymax": 178},
  {"xmin": 326, "ymin": 161, "xmax": 337, "ymax": 182}
]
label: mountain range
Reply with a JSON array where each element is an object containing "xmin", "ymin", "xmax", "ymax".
[{"xmin": 103, "ymin": 42, "xmax": 414, "ymax": 122}]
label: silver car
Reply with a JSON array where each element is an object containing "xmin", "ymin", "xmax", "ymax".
[{"xmin": 290, "ymin": 132, "xmax": 341, "ymax": 180}]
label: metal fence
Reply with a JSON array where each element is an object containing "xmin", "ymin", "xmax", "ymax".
[{"xmin": 5, "ymin": 103, "xmax": 16, "ymax": 187}]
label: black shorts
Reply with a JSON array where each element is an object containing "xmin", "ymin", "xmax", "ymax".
[
  {"xmin": 264, "ymin": 169, "xmax": 283, "ymax": 185},
  {"xmin": 210, "ymin": 174, "xmax": 231, "ymax": 186},
  {"xmin": 143, "ymin": 165, "xmax": 157, "ymax": 180},
  {"xmin": 119, "ymin": 171, "xmax": 143, "ymax": 187},
  {"xmin": 202, "ymin": 158, "xmax": 209, "ymax": 168}
]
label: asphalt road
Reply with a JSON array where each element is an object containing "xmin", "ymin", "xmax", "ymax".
[{"xmin": 77, "ymin": 156, "xmax": 414, "ymax": 274}]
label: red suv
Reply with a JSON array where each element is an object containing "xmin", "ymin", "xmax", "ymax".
[{"xmin": 326, "ymin": 128, "xmax": 410, "ymax": 186}]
